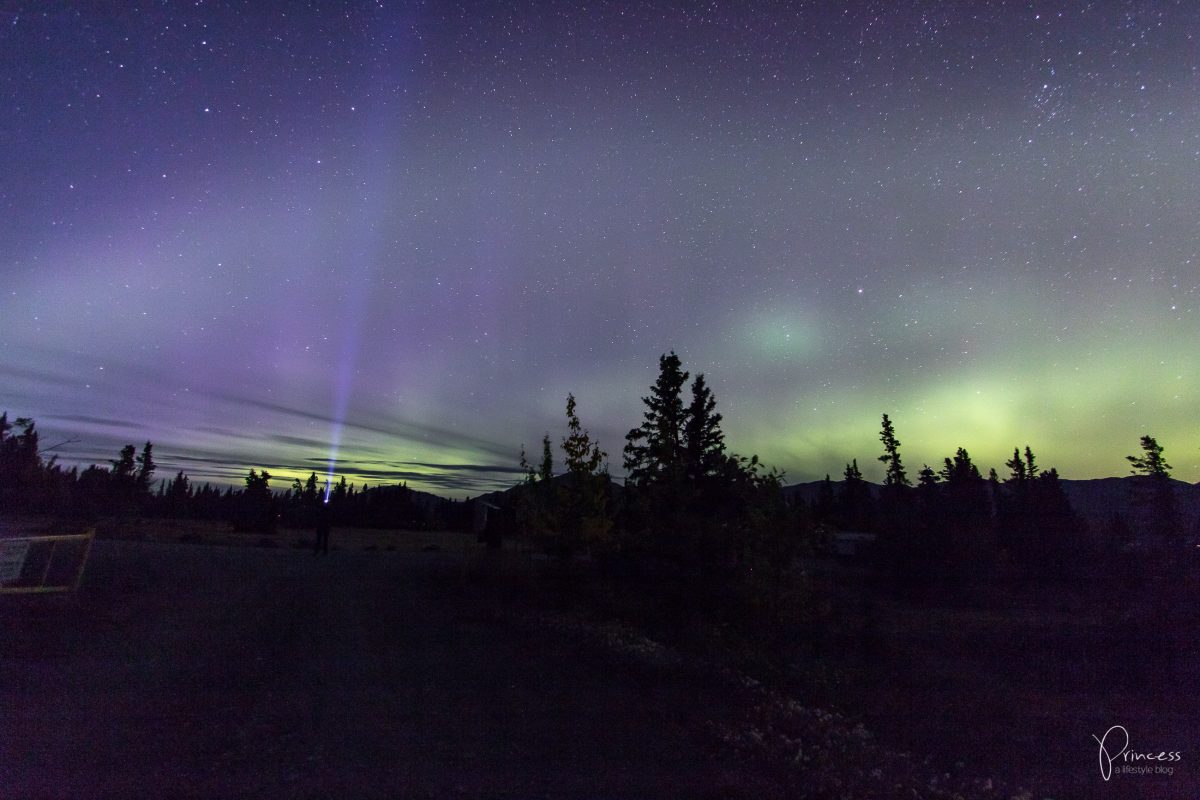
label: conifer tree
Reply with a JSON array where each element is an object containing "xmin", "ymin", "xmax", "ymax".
[
  {"xmin": 0, "ymin": 415, "xmax": 43, "ymax": 510},
  {"xmin": 1126, "ymin": 434, "xmax": 1179, "ymax": 543},
  {"xmin": 620, "ymin": 352, "xmax": 786, "ymax": 576},
  {"xmin": 109, "ymin": 444, "xmax": 138, "ymax": 511},
  {"xmin": 135, "ymin": 441, "xmax": 156, "ymax": 495},
  {"xmin": 684, "ymin": 374, "xmax": 726, "ymax": 484},
  {"xmin": 623, "ymin": 352, "xmax": 689, "ymax": 487},
  {"xmin": 332, "ymin": 475, "xmax": 348, "ymax": 503},
  {"xmin": 917, "ymin": 464, "xmax": 938, "ymax": 488},
  {"xmin": 996, "ymin": 446, "xmax": 1082, "ymax": 579},
  {"xmin": 837, "ymin": 459, "xmax": 874, "ymax": 531},
  {"xmin": 877, "ymin": 413, "xmax": 909, "ymax": 491},
  {"xmin": 111, "ymin": 445, "xmax": 136, "ymax": 482},
  {"xmin": 238, "ymin": 469, "xmax": 275, "ymax": 532},
  {"xmin": 166, "ymin": 471, "xmax": 191, "ymax": 516},
  {"xmin": 1004, "ymin": 447, "xmax": 1027, "ymax": 484},
  {"xmin": 939, "ymin": 447, "xmax": 982, "ymax": 484},
  {"xmin": 1126, "ymin": 434, "xmax": 1171, "ymax": 478},
  {"xmin": 913, "ymin": 464, "xmax": 941, "ymax": 531}
]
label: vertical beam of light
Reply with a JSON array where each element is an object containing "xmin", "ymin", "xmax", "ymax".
[
  {"xmin": 324, "ymin": 279, "xmax": 367, "ymax": 501},
  {"xmin": 323, "ymin": 6, "xmax": 418, "ymax": 496},
  {"xmin": 323, "ymin": 176, "xmax": 390, "ymax": 499}
]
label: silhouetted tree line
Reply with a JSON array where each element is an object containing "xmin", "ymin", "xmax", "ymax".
[
  {"xmin": 273, "ymin": 473, "xmax": 467, "ymax": 532},
  {"xmin": 497, "ymin": 357, "xmax": 1196, "ymax": 611},
  {"xmin": 858, "ymin": 434, "xmax": 1088, "ymax": 598},
  {"xmin": 498, "ymin": 353, "xmax": 801, "ymax": 644},
  {"xmin": 619, "ymin": 354, "xmax": 793, "ymax": 583},
  {"xmin": 0, "ymin": 413, "xmax": 171, "ymax": 520},
  {"xmin": 819, "ymin": 422, "xmax": 1194, "ymax": 600},
  {"xmin": 1, "ymin": 367, "xmax": 1192, "ymax": 595},
  {"xmin": 0, "ymin": 413, "xmax": 464, "ymax": 532},
  {"xmin": 510, "ymin": 355, "xmax": 794, "ymax": 575}
]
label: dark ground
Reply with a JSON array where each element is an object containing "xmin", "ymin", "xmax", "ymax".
[
  {"xmin": 1, "ymin": 540, "xmax": 786, "ymax": 799},
  {"xmin": 5, "ymin": 538, "xmax": 1196, "ymax": 799}
]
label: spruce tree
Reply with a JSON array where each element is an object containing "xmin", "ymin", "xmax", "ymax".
[
  {"xmin": 1000, "ymin": 446, "xmax": 1032, "ymax": 557},
  {"xmin": 1023, "ymin": 446, "xmax": 1039, "ymax": 480},
  {"xmin": 915, "ymin": 464, "xmax": 940, "ymax": 523},
  {"xmin": 111, "ymin": 445, "xmax": 136, "ymax": 482},
  {"xmin": 684, "ymin": 374, "xmax": 726, "ymax": 484},
  {"xmin": 109, "ymin": 444, "xmax": 138, "ymax": 511},
  {"xmin": 135, "ymin": 442, "xmax": 156, "ymax": 496},
  {"xmin": 621, "ymin": 352, "xmax": 784, "ymax": 576},
  {"xmin": 877, "ymin": 413, "xmax": 909, "ymax": 491},
  {"xmin": 997, "ymin": 446, "xmax": 1080, "ymax": 580},
  {"xmin": 623, "ymin": 352, "xmax": 689, "ymax": 487},
  {"xmin": 238, "ymin": 469, "xmax": 275, "ymax": 532},
  {"xmin": 837, "ymin": 459, "xmax": 873, "ymax": 531},
  {"xmin": 1005, "ymin": 447, "xmax": 1027, "ymax": 485},
  {"xmin": 1126, "ymin": 434, "xmax": 1171, "ymax": 477},
  {"xmin": 166, "ymin": 471, "xmax": 191, "ymax": 517},
  {"xmin": 0, "ymin": 415, "xmax": 44, "ymax": 511},
  {"xmin": 1126, "ymin": 434, "xmax": 1179, "ymax": 544}
]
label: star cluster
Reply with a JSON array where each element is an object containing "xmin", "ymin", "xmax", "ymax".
[{"xmin": 2, "ymin": 1, "xmax": 1197, "ymax": 494}]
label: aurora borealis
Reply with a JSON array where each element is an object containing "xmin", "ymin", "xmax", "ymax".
[{"xmin": 2, "ymin": 2, "xmax": 1197, "ymax": 495}]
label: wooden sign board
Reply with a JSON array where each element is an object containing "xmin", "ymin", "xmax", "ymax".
[
  {"xmin": 0, "ymin": 539, "xmax": 31, "ymax": 584},
  {"xmin": 0, "ymin": 531, "xmax": 94, "ymax": 594}
]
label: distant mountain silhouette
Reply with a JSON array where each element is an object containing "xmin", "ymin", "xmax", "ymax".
[
  {"xmin": 341, "ymin": 482, "xmax": 452, "ymax": 512},
  {"xmin": 405, "ymin": 485, "xmax": 457, "ymax": 511},
  {"xmin": 471, "ymin": 472, "xmax": 624, "ymax": 509},
  {"xmin": 781, "ymin": 476, "xmax": 1200, "ymax": 534},
  {"xmin": 782, "ymin": 479, "xmax": 880, "ymax": 505},
  {"xmin": 1058, "ymin": 476, "xmax": 1200, "ymax": 529}
]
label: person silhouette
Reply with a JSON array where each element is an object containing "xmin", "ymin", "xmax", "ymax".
[{"xmin": 314, "ymin": 502, "xmax": 331, "ymax": 555}]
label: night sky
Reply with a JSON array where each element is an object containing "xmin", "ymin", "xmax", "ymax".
[{"xmin": 3, "ymin": 1, "xmax": 1197, "ymax": 495}]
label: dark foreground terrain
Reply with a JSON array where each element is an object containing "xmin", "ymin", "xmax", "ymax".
[
  {"xmin": 5, "ymin": 537, "xmax": 1196, "ymax": 799},
  {"xmin": 2, "ymin": 540, "xmax": 787, "ymax": 799}
]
